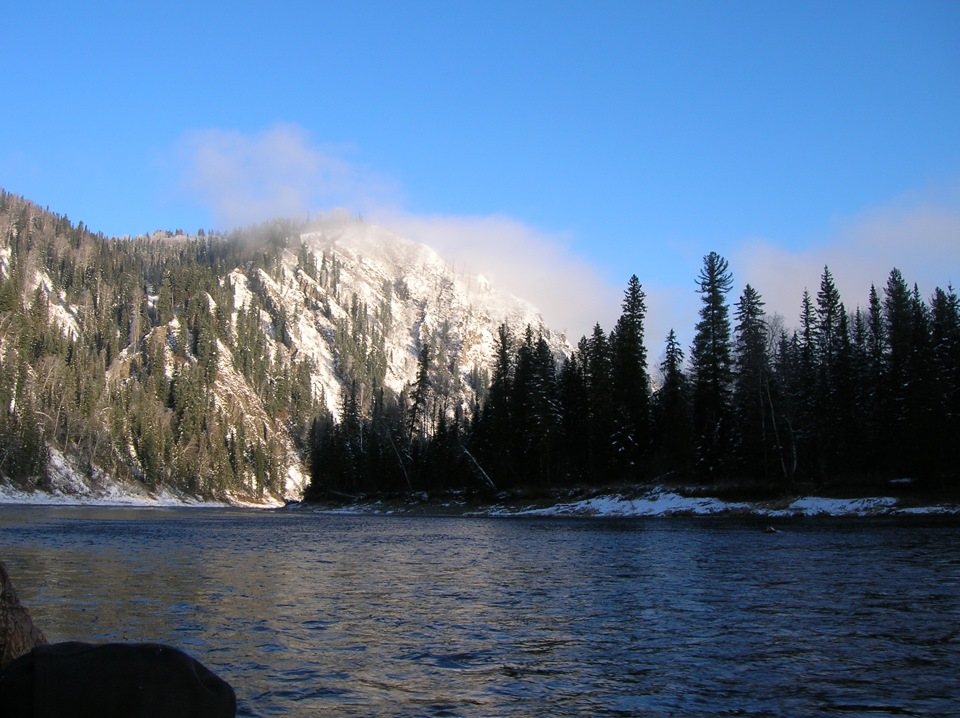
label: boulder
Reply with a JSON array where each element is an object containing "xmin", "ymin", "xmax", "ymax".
[
  {"xmin": 0, "ymin": 561, "xmax": 47, "ymax": 670},
  {"xmin": 0, "ymin": 642, "xmax": 236, "ymax": 718},
  {"xmin": 0, "ymin": 561, "xmax": 235, "ymax": 717}
]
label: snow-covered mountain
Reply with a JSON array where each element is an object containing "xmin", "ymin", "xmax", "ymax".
[
  {"xmin": 266, "ymin": 216, "xmax": 569, "ymax": 416},
  {"xmin": 0, "ymin": 192, "xmax": 570, "ymax": 503}
]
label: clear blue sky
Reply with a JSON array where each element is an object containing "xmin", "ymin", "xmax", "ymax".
[{"xmin": 3, "ymin": 1, "xmax": 959, "ymax": 352}]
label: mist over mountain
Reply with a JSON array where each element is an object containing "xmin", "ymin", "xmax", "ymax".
[{"xmin": 0, "ymin": 190, "xmax": 568, "ymax": 503}]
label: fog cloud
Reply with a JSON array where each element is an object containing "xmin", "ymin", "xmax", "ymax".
[
  {"xmin": 172, "ymin": 124, "xmax": 398, "ymax": 227},
  {"xmin": 733, "ymin": 191, "xmax": 960, "ymax": 329},
  {"xmin": 372, "ymin": 210, "xmax": 623, "ymax": 342},
  {"xmin": 170, "ymin": 123, "xmax": 623, "ymax": 342},
  {"xmin": 168, "ymin": 124, "xmax": 960, "ymax": 358}
]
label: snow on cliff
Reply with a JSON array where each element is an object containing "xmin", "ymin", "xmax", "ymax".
[{"xmin": 250, "ymin": 216, "xmax": 570, "ymax": 419}]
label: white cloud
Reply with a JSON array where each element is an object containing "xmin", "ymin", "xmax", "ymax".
[
  {"xmin": 171, "ymin": 124, "xmax": 398, "ymax": 228},
  {"xmin": 733, "ymin": 189, "xmax": 960, "ymax": 330},
  {"xmin": 168, "ymin": 123, "xmax": 624, "ymax": 342},
  {"xmin": 168, "ymin": 124, "xmax": 960, "ymax": 360},
  {"xmin": 372, "ymin": 210, "xmax": 622, "ymax": 342}
]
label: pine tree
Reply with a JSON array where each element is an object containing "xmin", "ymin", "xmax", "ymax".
[
  {"xmin": 930, "ymin": 285, "xmax": 960, "ymax": 483},
  {"xmin": 409, "ymin": 341, "xmax": 432, "ymax": 438},
  {"xmin": 652, "ymin": 329, "xmax": 692, "ymax": 475},
  {"xmin": 477, "ymin": 324, "xmax": 515, "ymax": 485},
  {"xmin": 510, "ymin": 327, "xmax": 537, "ymax": 478},
  {"xmin": 530, "ymin": 334, "xmax": 561, "ymax": 484},
  {"xmin": 790, "ymin": 289, "xmax": 818, "ymax": 477},
  {"xmin": 584, "ymin": 324, "xmax": 615, "ymax": 480},
  {"xmin": 610, "ymin": 275, "xmax": 650, "ymax": 475},
  {"xmin": 904, "ymin": 284, "xmax": 935, "ymax": 479},
  {"xmin": 507, "ymin": 329, "xmax": 562, "ymax": 485},
  {"xmin": 882, "ymin": 268, "xmax": 913, "ymax": 475},
  {"xmin": 770, "ymin": 329, "xmax": 802, "ymax": 485},
  {"xmin": 689, "ymin": 252, "xmax": 734, "ymax": 479},
  {"xmin": 814, "ymin": 267, "xmax": 843, "ymax": 374},
  {"xmin": 732, "ymin": 284, "xmax": 772, "ymax": 480},
  {"xmin": 557, "ymin": 351, "xmax": 590, "ymax": 481},
  {"xmin": 813, "ymin": 267, "xmax": 847, "ymax": 478},
  {"xmin": 860, "ymin": 284, "xmax": 886, "ymax": 474}
]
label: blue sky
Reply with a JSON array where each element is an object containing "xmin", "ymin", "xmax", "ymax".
[{"xmin": 3, "ymin": 1, "xmax": 959, "ymax": 356}]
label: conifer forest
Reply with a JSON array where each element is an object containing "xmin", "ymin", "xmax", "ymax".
[
  {"xmin": 1, "ymin": 190, "xmax": 958, "ymax": 502},
  {"xmin": 310, "ymin": 256, "xmax": 960, "ymax": 499}
]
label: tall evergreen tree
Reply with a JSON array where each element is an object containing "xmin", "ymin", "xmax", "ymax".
[
  {"xmin": 904, "ymin": 284, "xmax": 936, "ymax": 479},
  {"xmin": 477, "ymin": 324, "xmax": 515, "ymax": 485},
  {"xmin": 861, "ymin": 285, "xmax": 887, "ymax": 473},
  {"xmin": 409, "ymin": 341, "xmax": 432, "ymax": 438},
  {"xmin": 584, "ymin": 324, "xmax": 615, "ymax": 479},
  {"xmin": 652, "ymin": 329, "xmax": 692, "ymax": 475},
  {"xmin": 930, "ymin": 285, "xmax": 960, "ymax": 484},
  {"xmin": 813, "ymin": 267, "xmax": 847, "ymax": 478},
  {"xmin": 689, "ymin": 252, "xmax": 734, "ymax": 479},
  {"xmin": 814, "ymin": 267, "xmax": 843, "ymax": 374},
  {"xmin": 882, "ymin": 268, "xmax": 913, "ymax": 474},
  {"xmin": 732, "ymin": 284, "xmax": 772, "ymax": 480},
  {"xmin": 610, "ymin": 275, "xmax": 650, "ymax": 475},
  {"xmin": 558, "ymin": 350, "xmax": 590, "ymax": 481},
  {"xmin": 787, "ymin": 289, "xmax": 818, "ymax": 477},
  {"xmin": 512, "ymin": 329, "xmax": 561, "ymax": 484}
]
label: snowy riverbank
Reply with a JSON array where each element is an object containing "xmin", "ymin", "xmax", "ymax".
[
  {"xmin": 0, "ymin": 450, "xmax": 282, "ymax": 508},
  {"xmin": 2, "ymin": 451, "xmax": 956, "ymax": 517},
  {"xmin": 306, "ymin": 485, "xmax": 960, "ymax": 519},
  {"xmin": 498, "ymin": 490, "xmax": 958, "ymax": 518}
]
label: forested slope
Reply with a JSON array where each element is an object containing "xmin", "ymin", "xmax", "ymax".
[{"xmin": 0, "ymin": 190, "xmax": 563, "ymax": 502}]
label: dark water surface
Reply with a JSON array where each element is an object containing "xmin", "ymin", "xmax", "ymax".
[{"xmin": 1, "ymin": 506, "xmax": 958, "ymax": 716}]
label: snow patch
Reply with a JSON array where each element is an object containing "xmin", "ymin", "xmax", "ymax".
[
  {"xmin": 760, "ymin": 496, "xmax": 901, "ymax": 517},
  {"xmin": 0, "ymin": 449, "xmax": 242, "ymax": 507},
  {"xmin": 477, "ymin": 488, "xmax": 958, "ymax": 518},
  {"xmin": 507, "ymin": 488, "xmax": 748, "ymax": 517}
]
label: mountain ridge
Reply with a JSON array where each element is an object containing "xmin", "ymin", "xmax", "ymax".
[{"xmin": 0, "ymin": 190, "xmax": 568, "ymax": 503}]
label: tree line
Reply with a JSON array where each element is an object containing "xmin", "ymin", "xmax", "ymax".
[
  {"xmin": 306, "ymin": 252, "xmax": 960, "ymax": 498},
  {"xmin": 1, "ymin": 188, "xmax": 956, "ymax": 501}
]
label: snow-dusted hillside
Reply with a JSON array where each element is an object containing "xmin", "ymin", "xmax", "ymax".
[
  {"xmin": 168, "ymin": 217, "xmax": 570, "ymax": 499},
  {"xmin": 0, "ymin": 197, "xmax": 572, "ymax": 503},
  {"xmin": 242, "ymin": 216, "xmax": 570, "ymax": 419}
]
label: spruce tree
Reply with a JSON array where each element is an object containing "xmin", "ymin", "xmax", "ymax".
[
  {"xmin": 558, "ymin": 351, "xmax": 590, "ymax": 481},
  {"xmin": 904, "ymin": 284, "xmax": 935, "ymax": 479},
  {"xmin": 862, "ymin": 285, "xmax": 886, "ymax": 473},
  {"xmin": 882, "ymin": 269, "xmax": 913, "ymax": 475},
  {"xmin": 530, "ymin": 334, "xmax": 561, "ymax": 484},
  {"xmin": 930, "ymin": 285, "xmax": 960, "ymax": 483},
  {"xmin": 477, "ymin": 324, "xmax": 515, "ymax": 485},
  {"xmin": 409, "ymin": 341, "xmax": 432, "ymax": 438},
  {"xmin": 585, "ymin": 323, "xmax": 615, "ymax": 480},
  {"xmin": 689, "ymin": 252, "xmax": 734, "ymax": 479},
  {"xmin": 814, "ymin": 267, "xmax": 843, "ymax": 374},
  {"xmin": 652, "ymin": 329, "xmax": 692, "ymax": 475},
  {"xmin": 610, "ymin": 275, "xmax": 650, "ymax": 475},
  {"xmin": 813, "ymin": 267, "xmax": 846, "ymax": 478},
  {"xmin": 732, "ymin": 284, "xmax": 771, "ymax": 480},
  {"xmin": 792, "ymin": 289, "xmax": 818, "ymax": 477}
]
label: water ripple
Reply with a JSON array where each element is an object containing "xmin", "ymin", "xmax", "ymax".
[{"xmin": 2, "ymin": 508, "xmax": 959, "ymax": 716}]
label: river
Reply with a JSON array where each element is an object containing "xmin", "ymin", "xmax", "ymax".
[{"xmin": 1, "ymin": 505, "xmax": 958, "ymax": 716}]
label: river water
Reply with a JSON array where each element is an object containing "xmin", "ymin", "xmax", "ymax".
[{"xmin": 1, "ymin": 506, "xmax": 958, "ymax": 716}]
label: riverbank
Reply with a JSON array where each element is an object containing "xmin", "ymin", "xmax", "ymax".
[
  {"xmin": 3, "ymin": 450, "xmax": 956, "ymax": 517},
  {"xmin": 0, "ymin": 449, "xmax": 283, "ymax": 508},
  {"xmin": 300, "ymin": 482, "xmax": 960, "ymax": 518}
]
